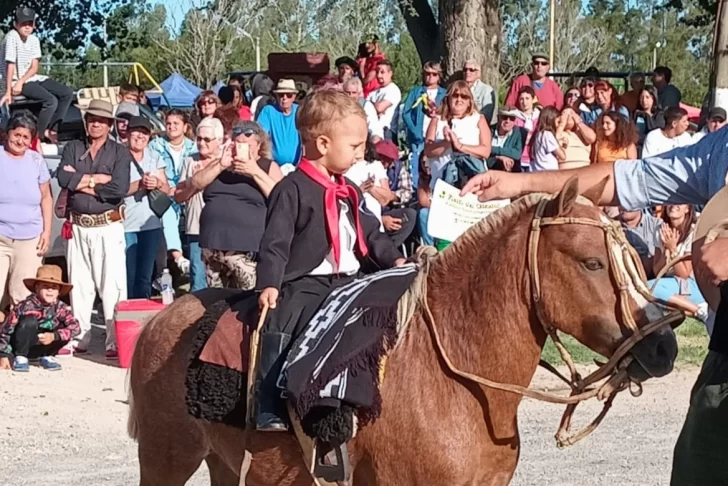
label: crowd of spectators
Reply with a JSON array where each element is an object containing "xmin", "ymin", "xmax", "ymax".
[{"xmin": 0, "ymin": 14, "xmax": 720, "ymax": 369}]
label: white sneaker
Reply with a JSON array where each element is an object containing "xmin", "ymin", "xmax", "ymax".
[
  {"xmin": 175, "ymin": 257, "xmax": 190, "ymax": 276},
  {"xmin": 695, "ymin": 302, "xmax": 710, "ymax": 323}
]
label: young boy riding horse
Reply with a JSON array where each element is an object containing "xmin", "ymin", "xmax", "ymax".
[{"xmin": 255, "ymin": 90, "xmax": 407, "ymax": 431}]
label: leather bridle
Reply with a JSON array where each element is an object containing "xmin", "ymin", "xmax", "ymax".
[{"xmin": 421, "ymin": 195, "xmax": 685, "ymax": 448}]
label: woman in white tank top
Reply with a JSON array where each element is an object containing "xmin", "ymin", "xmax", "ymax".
[{"xmin": 424, "ymin": 80, "xmax": 492, "ymax": 188}]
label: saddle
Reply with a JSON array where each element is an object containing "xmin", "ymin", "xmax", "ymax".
[
  {"xmin": 188, "ymin": 299, "xmax": 359, "ymax": 485},
  {"xmin": 188, "ymin": 264, "xmax": 421, "ymax": 485}
]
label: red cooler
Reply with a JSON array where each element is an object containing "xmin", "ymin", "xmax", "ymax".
[{"xmin": 115, "ymin": 299, "xmax": 166, "ymax": 368}]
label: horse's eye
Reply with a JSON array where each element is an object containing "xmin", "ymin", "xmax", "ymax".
[{"xmin": 583, "ymin": 258, "xmax": 604, "ymax": 271}]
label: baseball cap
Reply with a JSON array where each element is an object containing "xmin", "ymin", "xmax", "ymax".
[
  {"xmin": 15, "ymin": 7, "xmax": 35, "ymax": 24},
  {"xmin": 127, "ymin": 115, "xmax": 152, "ymax": 132},
  {"xmin": 708, "ymin": 107, "xmax": 727, "ymax": 121},
  {"xmin": 335, "ymin": 56, "xmax": 357, "ymax": 70},
  {"xmin": 375, "ymin": 140, "xmax": 399, "ymax": 161}
]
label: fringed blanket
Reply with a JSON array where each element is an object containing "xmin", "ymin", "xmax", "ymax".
[{"xmin": 282, "ymin": 264, "xmax": 419, "ymax": 426}]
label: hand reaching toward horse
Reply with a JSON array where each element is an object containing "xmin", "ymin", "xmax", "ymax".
[{"xmin": 460, "ymin": 171, "xmax": 526, "ymax": 201}]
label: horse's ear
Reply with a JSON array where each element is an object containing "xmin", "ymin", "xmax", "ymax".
[
  {"xmin": 546, "ymin": 176, "xmax": 580, "ymax": 216},
  {"xmin": 581, "ymin": 176, "xmax": 610, "ymax": 206}
]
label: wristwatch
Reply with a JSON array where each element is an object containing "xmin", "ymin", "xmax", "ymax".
[{"xmin": 88, "ymin": 176, "xmax": 96, "ymax": 189}]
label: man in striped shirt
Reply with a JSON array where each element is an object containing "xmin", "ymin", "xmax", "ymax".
[{"xmin": 0, "ymin": 7, "xmax": 73, "ymax": 143}]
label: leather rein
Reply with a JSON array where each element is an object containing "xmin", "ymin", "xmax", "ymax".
[{"xmin": 420, "ymin": 196, "xmax": 685, "ymax": 448}]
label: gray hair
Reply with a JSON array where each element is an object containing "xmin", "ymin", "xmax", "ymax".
[
  {"xmin": 196, "ymin": 117, "xmax": 224, "ymax": 141},
  {"xmin": 7, "ymin": 112, "xmax": 38, "ymax": 138},
  {"xmin": 343, "ymin": 77, "xmax": 363, "ymax": 94}
]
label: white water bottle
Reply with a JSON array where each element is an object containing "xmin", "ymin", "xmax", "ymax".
[{"xmin": 160, "ymin": 269, "xmax": 174, "ymax": 305}]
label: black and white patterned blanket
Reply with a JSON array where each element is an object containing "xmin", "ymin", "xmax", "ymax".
[{"xmin": 281, "ymin": 264, "xmax": 419, "ymax": 424}]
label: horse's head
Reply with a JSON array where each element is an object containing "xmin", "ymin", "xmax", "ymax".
[{"xmin": 535, "ymin": 177, "xmax": 680, "ymax": 383}]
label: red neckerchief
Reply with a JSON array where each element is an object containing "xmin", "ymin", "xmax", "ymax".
[{"xmin": 297, "ymin": 158, "xmax": 368, "ymax": 266}]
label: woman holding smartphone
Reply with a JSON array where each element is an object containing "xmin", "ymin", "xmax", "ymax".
[{"xmin": 185, "ymin": 120, "xmax": 283, "ymax": 289}]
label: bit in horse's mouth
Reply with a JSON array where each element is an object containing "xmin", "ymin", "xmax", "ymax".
[{"xmin": 626, "ymin": 327, "xmax": 678, "ymax": 382}]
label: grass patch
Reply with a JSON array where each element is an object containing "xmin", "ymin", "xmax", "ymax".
[{"xmin": 541, "ymin": 318, "xmax": 709, "ymax": 366}]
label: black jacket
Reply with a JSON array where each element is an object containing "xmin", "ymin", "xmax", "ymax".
[{"xmin": 256, "ymin": 170, "xmax": 402, "ymax": 290}]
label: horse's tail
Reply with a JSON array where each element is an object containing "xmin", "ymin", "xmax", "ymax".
[{"xmin": 126, "ymin": 368, "xmax": 139, "ymax": 440}]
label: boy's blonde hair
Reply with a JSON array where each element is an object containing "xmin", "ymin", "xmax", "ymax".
[{"xmin": 297, "ymin": 90, "xmax": 366, "ymax": 144}]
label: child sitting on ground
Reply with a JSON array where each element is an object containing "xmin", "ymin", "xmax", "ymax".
[{"xmin": 0, "ymin": 265, "xmax": 79, "ymax": 372}]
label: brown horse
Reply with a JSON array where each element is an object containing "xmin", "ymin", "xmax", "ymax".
[{"xmin": 128, "ymin": 179, "xmax": 679, "ymax": 485}]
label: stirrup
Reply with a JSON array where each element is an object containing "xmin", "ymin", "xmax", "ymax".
[{"xmin": 313, "ymin": 441, "xmax": 351, "ymax": 483}]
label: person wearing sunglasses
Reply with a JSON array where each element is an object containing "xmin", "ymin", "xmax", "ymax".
[
  {"xmin": 174, "ymin": 117, "xmax": 227, "ymax": 291},
  {"xmin": 487, "ymin": 106, "xmax": 528, "ymax": 172},
  {"xmin": 195, "ymin": 91, "xmax": 221, "ymax": 120},
  {"xmin": 425, "ymin": 82, "xmax": 491, "ymax": 189},
  {"xmin": 187, "ymin": 120, "xmax": 283, "ymax": 290},
  {"xmin": 401, "ymin": 61, "xmax": 446, "ymax": 188},
  {"xmin": 257, "ymin": 78, "xmax": 302, "ymax": 170},
  {"xmin": 505, "ymin": 53, "xmax": 563, "ymax": 110},
  {"xmin": 578, "ymin": 77, "xmax": 599, "ymax": 125},
  {"xmin": 563, "ymin": 87, "xmax": 581, "ymax": 111},
  {"xmin": 462, "ymin": 60, "xmax": 497, "ymax": 123}
]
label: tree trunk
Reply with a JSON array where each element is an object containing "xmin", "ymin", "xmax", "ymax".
[
  {"xmin": 439, "ymin": 0, "xmax": 501, "ymax": 90},
  {"xmin": 398, "ymin": 0, "xmax": 441, "ymax": 63}
]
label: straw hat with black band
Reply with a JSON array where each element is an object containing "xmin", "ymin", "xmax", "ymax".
[
  {"xmin": 692, "ymin": 185, "xmax": 728, "ymax": 311},
  {"xmin": 23, "ymin": 265, "xmax": 73, "ymax": 297},
  {"xmin": 80, "ymin": 99, "xmax": 122, "ymax": 121}
]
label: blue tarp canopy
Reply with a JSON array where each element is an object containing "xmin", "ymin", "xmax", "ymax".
[{"xmin": 147, "ymin": 73, "xmax": 202, "ymax": 108}]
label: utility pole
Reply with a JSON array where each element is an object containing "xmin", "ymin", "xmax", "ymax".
[
  {"xmin": 549, "ymin": 0, "xmax": 556, "ymax": 67},
  {"xmin": 713, "ymin": 0, "xmax": 728, "ymax": 108}
]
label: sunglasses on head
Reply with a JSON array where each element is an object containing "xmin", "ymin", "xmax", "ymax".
[
  {"xmin": 463, "ymin": 67, "xmax": 479, "ymax": 73},
  {"xmin": 196, "ymin": 136, "xmax": 215, "ymax": 144},
  {"xmin": 232, "ymin": 127, "xmax": 259, "ymax": 137},
  {"xmin": 533, "ymin": 60, "xmax": 549, "ymax": 66}
]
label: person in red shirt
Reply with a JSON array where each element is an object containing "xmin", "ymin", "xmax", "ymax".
[
  {"xmin": 505, "ymin": 54, "xmax": 563, "ymax": 110},
  {"xmin": 358, "ymin": 34, "xmax": 386, "ymax": 98}
]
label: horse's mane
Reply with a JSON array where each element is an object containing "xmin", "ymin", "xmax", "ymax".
[
  {"xmin": 394, "ymin": 193, "xmax": 547, "ymax": 347},
  {"xmin": 443, "ymin": 193, "xmax": 546, "ymax": 259}
]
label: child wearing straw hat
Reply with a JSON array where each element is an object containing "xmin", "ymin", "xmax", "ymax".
[{"xmin": 0, "ymin": 265, "xmax": 79, "ymax": 372}]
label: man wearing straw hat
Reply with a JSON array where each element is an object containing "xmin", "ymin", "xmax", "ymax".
[
  {"xmin": 460, "ymin": 128, "xmax": 728, "ymax": 484},
  {"xmin": 257, "ymin": 79, "xmax": 301, "ymax": 171},
  {"xmin": 56, "ymin": 99, "xmax": 131, "ymax": 359},
  {"xmin": 0, "ymin": 265, "xmax": 78, "ymax": 372}
]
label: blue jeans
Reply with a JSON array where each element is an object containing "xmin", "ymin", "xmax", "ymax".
[
  {"xmin": 409, "ymin": 142, "xmax": 424, "ymax": 189},
  {"xmin": 418, "ymin": 207, "xmax": 434, "ymax": 246},
  {"xmin": 187, "ymin": 234, "xmax": 207, "ymax": 292},
  {"xmin": 125, "ymin": 229, "xmax": 162, "ymax": 299},
  {"xmin": 162, "ymin": 206, "xmax": 183, "ymax": 253},
  {"xmin": 648, "ymin": 276, "xmax": 705, "ymax": 306}
]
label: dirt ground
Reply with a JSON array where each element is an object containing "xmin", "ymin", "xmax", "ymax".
[{"xmin": 0, "ymin": 327, "xmax": 697, "ymax": 486}]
